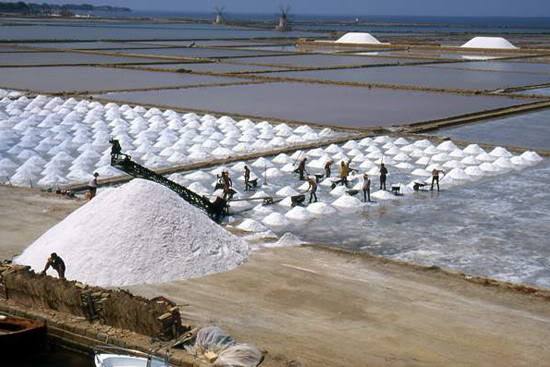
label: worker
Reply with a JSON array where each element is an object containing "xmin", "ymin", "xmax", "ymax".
[
  {"xmin": 339, "ymin": 160, "xmax": 350, "ymax": 186},
  {"xmin": 305, "ymin": 176, "xmax": 318, "ymax": 203},
  {"xmin": 431, "ymin": 168, "xmax": 445, "ymax": 191},
  {"xmin": 221, "ymin": 170, "xmax": 233, "ymax": 200},
  {"xmin": 379, "ymin": 163, "xmax": 388, "ymax": 190},
  {"xmin": 244, "ymin": 165, "xmax": 252, "ymax": 191},
  {"xmin": 295, "ymin": 157, "xmax": 307, "ymax": 181},
  {"xmin": 88, "ymin": 172, "xmax": 99, "ymax": 199},
  {"xmin": 324, "ymin": 160, "xmax": 333, "ymax": 178},
  {"xmin": 109, "ymin": 138, "xmax": 122, "ymax": 158},
  {"xmin": 362, "ymin": 173, "xmax": 371, "ymax": 202},
  {"xmin": 41, "ymin": 253, "xmax": 66, "ymax": 279}
]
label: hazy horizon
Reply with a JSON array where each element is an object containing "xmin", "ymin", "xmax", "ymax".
[{"xmin": 8, "ymin": 0, "xmax": 550, "ymax": 18}]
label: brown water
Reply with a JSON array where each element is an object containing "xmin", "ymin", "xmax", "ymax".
[{"xmin": 94, "ymin": 82, "xmax": 530, "ymax": 127}]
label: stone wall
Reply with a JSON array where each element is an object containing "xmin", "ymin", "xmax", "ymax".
[{"xmin": 0, "ymin": 263, "xmax": 185, "ymax": 340}]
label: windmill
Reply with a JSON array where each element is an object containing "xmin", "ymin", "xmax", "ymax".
[
  {"xmin": 275, "ymin": 4, "xmax": 292, "ymax": 32},
  {"xmin": 213, "ymin": 5, "xmax": 225, "ymax": 24}
]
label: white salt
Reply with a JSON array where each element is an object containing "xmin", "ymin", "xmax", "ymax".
[
  {"xmin": 306, "ymin": 202, "xmax": 337, "ymax": 215},
  {"xmin": 285, "ymin": 206, "xmax": 313, "ymax": 221},
  {"xmin": 276, "ymin": 186, "xmax": 299, "ymax": 196},
  {"xmin": 489, "ymin": 147, "xmax": 513, "ymax": 158},
  {"xmin": 262, "ymin": 212, "xmax": 290, "ymax": 227},
  {"xmin": 15, "ymin": 179, "xmax": 250, "ymax": 286},
  {"xmin": 332, "ymin": 195, "xmax": 364, "ymax": 208},
  {"xmin": 371, "ymin": 190, "xmax": 398, "ymax": 200},
  {"xmin": 237, "ymin": 219, "xmax": 268, "ymax": 233},
  {"xmin": 448, "ymin": 168, "xmax": 471, "ymax": 180},
  {"xmin": 520, "ymin": 151, "xmax": 543, "ymax": 162}
]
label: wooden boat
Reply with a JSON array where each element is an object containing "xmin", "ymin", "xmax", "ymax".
[{"xmin": 0, "ymin": 315, "xmax": 47, "ymax": 353}]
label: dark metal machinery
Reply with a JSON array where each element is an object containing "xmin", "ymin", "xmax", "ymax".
[{"xmin": 110, "ymin": 153, "xmax": 226, "ymax": 222}]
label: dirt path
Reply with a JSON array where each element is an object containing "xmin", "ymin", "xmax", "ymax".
[
  {"xmin": 132, "ymin": 246, "xmax": 550, "ymax": 367},
  {"xmin": 0, "ymin": 186, "xmax": 82, "ymax": 259}
]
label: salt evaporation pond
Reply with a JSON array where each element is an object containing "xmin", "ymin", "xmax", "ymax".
[
  {"xmin": 264, "ymin": 65, "xmax": 550, "ymax": 90},
  {"xmin": 107, "ymin": 47, "xmax": 285, "ymax": 59},
  {"xmin": 96, "ymin": 83, "xmax": 529, "ymax": 128},
  {"xmin": 428, "ymin": 61, "xmax": 550, "ymax": 75},
  {"xmin": 139, "ymin": 63, "xmax": 285, "ymax": 73},
  {"xmin": 173, "ymin": 136, "xmax": 547, "ymax": 288},
  {"xmin": 0, "ymin": 52, "xmax": 168, "ymax": 66},
  {"xmin": 222, "ymin": 54, "xmax": 428, "ymax": 67},
  {"xmin": 434, "ymin": 109, "xmax": 550, "ymax": 151},
  {"xmin": 278, "ymin": 161, "xmax": 550, "ymax": 289},
  {"xmin": 0, "ymin": 67, "xmax": 244, "ymax": 93}
]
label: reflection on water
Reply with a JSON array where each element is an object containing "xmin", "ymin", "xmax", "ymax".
[
  {"xmin": 434, "ymin": 109, "xmax": 550, "ymax": 151},
  {"xmin": 227, "ymin": 157, "xmax": 550, "ymax": 288},
  {"xmin": 96, "ymin": 82, "xmax": 527, "ymax": 128}
]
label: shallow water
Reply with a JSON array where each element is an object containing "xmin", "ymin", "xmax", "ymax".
[
  {"xmin": 518, "ymin": 87, "xmax": 550, "ymax": 96},
  {"xmin": 0, "ymin": 51, "xmax": 166, "ymax": 65},
  {"xmin": 138, "ymin": 62, "xmax": 285, "ymax": 73},
  {"xmin": 348, "ymin": 50, "xmax": 510, "ymax": 60},
  {"xmin": 0, "ymin": 66, "xmax": 244, "ymax": 93},
  {"xmin": 427, "ymin": 61, "xmax": 550, "ymax": 74},
  {"xmin": 109, "ymin": 47, "xmax": 286, "ymax": 59},
  {"xmin": 433, "ymin": 109, "xmax": 550, "ymax": 151},
  {"xmin": 207, "ymin": 154, "xmax": 550, "ymax": 288},
  {"xmin": 218, "ymin": 53, "xmax": 429, "ymax": 67},
  {"xmin": 265, "ymin": 65, "xmax": 550, "ymax": 90},
  {"xmin": 96, "ymin": 83, "xmax": 531, "ymax": 127}
]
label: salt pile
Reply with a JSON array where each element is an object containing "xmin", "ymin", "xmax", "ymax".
[
  {"xmin": 274, "ymin": 233, "xmax": 306, "ymax": 247},
  {"xmin": 262, "ymin": 213, "xmax": 290, "ymax": 227},
  {"xmin": 15, "ymin": 179, "xmax": 250, "ymax": 286},
  {"xmin": 371, "ymin": 190, "xmax": 398, "ymax": 200},
  {"xmin": 306, "ymin": 202, "xmax": 337, "ymax": 215},
  {"xmin": 237, "ymin": 219, "xmax": 268, "ymax": 233},
  {"xmin": 461, "ymin": 37, "xmax": 518, "ymax": 49},
  {"xmin": 285, "ymin": 206, "xmax": 314, "ymax": 221},
  {"xmin": 335, "ymin": 32, "xmax": 384, "ymax": 45},
  {"xmin": 332, "ymin": 195, "xmax": 364, "ymax": 209}
]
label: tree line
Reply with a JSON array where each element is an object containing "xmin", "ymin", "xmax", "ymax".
[{"xmin": 0, "ymin": 2, "xmax": 131, "ymax": 14}]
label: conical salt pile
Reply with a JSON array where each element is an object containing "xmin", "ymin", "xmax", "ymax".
[{"xmin": 16, "ymin": 179, "xmax": 250, "ymax": 286}]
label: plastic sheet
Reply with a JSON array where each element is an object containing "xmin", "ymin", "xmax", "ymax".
[
  {"xmin": 214, "ymin": 344, "xmax": 264, "ymax": 367},
  {"xmin": 186, "ymin": 326, "xmax": 235, "ymax": 355}
]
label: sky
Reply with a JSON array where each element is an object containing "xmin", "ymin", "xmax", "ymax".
[{"xmin": 22, "ymin": 0, "xmax": 550, "ymax": 17}]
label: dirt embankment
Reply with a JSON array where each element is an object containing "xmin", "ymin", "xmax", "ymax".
[{"xmin": 132, "ymin": 246, "xmax": 550, "ymax": 367}]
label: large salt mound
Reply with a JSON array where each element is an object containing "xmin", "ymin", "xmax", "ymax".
[
  {"xmin": 461, "ymin": 37, "xmax": 517, "ymax": 49},
  {"xmin": 15, "ymin": 179, "xmax": 250, "ymax": 287},
  {"xmin": 335, "ymin": 32, "xmax": 383, "ymax": 44}
]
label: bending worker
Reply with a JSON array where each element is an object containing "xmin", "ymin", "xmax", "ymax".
[
  {"xmin": 324, "ymin": 160, "xmax": 333, "ymax": 178},
  {"xmin": 379, "ymin": 163, "xmax": 388, "ymax": 190},
  {"xmin": 41, "ymin": 253, "xmax": 66, "ymax": 279},
  {"xmin": 431, "ymin": 168, "xmax": 445, "ymax": 191},
  {"xmin": 306, "ymin": 176, "xmax": 318, "ymax": 203}
]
